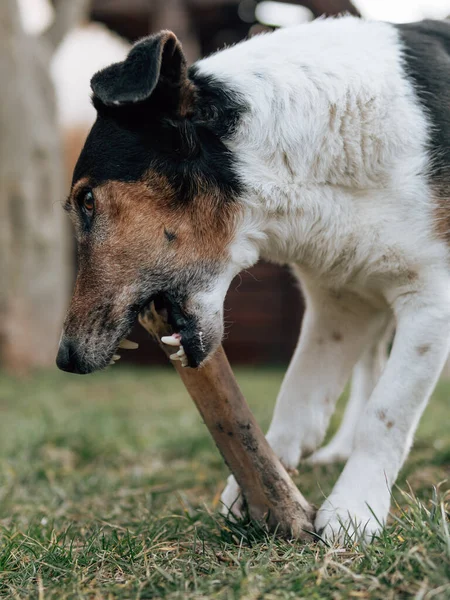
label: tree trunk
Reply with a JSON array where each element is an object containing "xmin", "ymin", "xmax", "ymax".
[{"xmin": 0, "ymin": 0, "xmax": 71, "ymax": 372}]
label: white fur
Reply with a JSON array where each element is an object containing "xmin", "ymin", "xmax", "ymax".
[
  {"xmin": 308, "ymin": 318, "xmax": 393, "ymax": 465},
  {"xmin": 196, "ymin": 17, "xmax": 450, "ymax": 542}
]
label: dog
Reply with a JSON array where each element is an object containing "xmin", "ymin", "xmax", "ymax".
[{"xmin": 56, "ymin": 17, "xmax": 450, "ymax": 542}]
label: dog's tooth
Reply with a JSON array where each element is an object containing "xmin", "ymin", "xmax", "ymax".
[
  {"xmin": 118, "ymin": 339, "xmax": 139, "ymax": 350},
  {"xmin": 113, "ymin": 354, "xmax": 121, "ymax": 361},
  {"xmin": 162, "ymin": 335, "xmax": 181, "ymax": 347}
]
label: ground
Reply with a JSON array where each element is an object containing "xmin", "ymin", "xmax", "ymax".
[{"xmin": 0, "ymin": 366, "xmax": 448, "ymax": 599}]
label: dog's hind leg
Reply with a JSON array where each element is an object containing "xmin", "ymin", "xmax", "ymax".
[
  {"xmin": 316, "ymin": 275, "xmax": 450, "ymax": 541},
  {"xmin": 308, "ymin": 318, "xmax": 393, "ymax": 465}
]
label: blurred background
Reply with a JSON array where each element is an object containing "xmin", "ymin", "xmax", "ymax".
[{"xmin": 2, "ymin": 0, "xmax": 450, "ymax": 372}]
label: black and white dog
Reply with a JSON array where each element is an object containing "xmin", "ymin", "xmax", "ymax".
[{"xmin": 57, "ymin": 17, "xmax": 450, "ymax": 541}]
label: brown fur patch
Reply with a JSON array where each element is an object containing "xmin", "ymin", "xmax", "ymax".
[
  {"xmin": 64, "ymin": 171, "xmax": 241, "ymax": 330},
  {"xmin": 376, "ymin": 409, "xmax": 395, "ymax": 429},
  {"xmin": 96, "ymin": 172, "xmax": 239, "ymax": 263},
  {"xmin": 377, "ymin": 409, "xmax": 387, "ymax": 422},
  {"xmin": 416, "ymin": 344, "xmax": 430, "ymax": 356},
  {"xmin": 329, "ymin": 103, "xmax": 337, "ymax": 130},
  {"xmin": 405, "ymin": 269, "xmax": 418, "ymax": 282},
  {"xmin": 282, "ymin": 152, "xmax": 295, "ymax": 178}
]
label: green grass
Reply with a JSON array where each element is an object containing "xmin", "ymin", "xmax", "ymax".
[{"xmin": 0, "ymin": 366, "xmax": 448, "ymax": 599}]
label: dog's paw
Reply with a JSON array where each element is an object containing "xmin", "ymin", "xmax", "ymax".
[
  {"xmin": 307, "ymin": 441, "xmax": 352, "ymax": 465},
  {"xmin": 315, "ymin": 492, "xmax": 387, "ymax": 544},
  {"xmin": 220, "ymin": 475, "xmax": 244, "ymax": 519}
]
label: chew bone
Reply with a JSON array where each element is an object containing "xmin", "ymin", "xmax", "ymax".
[{"xmin": 139, "ymin": 304, "xmax": 315, "ymax": 540}]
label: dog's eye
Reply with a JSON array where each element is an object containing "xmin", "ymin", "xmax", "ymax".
[{"xmin": 81, "ymin": 190, "xmax": 95, "ymax": 217}]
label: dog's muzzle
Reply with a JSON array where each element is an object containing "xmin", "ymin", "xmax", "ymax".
[{"xmin": 56, "ymin": 338, "xmax": 88, "ymax": 374}]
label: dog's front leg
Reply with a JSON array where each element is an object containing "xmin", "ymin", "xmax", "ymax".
[
  {"xmin": 221, "ymin": 284, "xmax": 380, "ymax": 517},
  {"xmin": 308, "ymin": 318, "xmax": 393, "ymax": 465},
  {"xmin": 265, "ymin": 287, "xmax": 382, "ymax": 470},
  {"xmin": 316, "ymin": 278, "xmax": 450, "ymax": 542}
]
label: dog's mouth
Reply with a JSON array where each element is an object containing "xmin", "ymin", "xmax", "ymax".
[
  {"xmin": 150, "ymin": 292, "xmax": 191, "ymax": 368},
  {"xmin": 111, "ymin": 292, "xmax": 205, "ymax": 370},
  {"xmin": 57, "ymin": 289, "xmax": 211, "ymax": 374}
]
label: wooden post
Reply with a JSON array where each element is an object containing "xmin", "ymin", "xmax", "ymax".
[{"xmin": 139, "ymin": 304, "xmax": 315, "ymax": 540}]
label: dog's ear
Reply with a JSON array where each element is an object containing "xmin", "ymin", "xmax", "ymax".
[{"xmin": 91, "ymin": 31, "xmax": 187, "ymax": 107}]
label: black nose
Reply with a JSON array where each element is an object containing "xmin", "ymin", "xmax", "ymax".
[{"xmin": 56, "ymin": 338, "xmax": 84, "ymax": 374}]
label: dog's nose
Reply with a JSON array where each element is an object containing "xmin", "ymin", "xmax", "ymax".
[{"xmin": 56, "ymin": 338, "xmax": 83, "ymax": 374}]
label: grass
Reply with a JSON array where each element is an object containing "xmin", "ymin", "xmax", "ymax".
[{"xmin": 0, "ymin": 365, "xmax": 448, "ymax": 599}]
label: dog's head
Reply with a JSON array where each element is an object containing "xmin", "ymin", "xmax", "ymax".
[{"xmin": 56, "ymin": 32, "xmax": 255, "ymax": 374}]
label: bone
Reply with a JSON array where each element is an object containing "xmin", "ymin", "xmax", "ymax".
[
  {"xmin": 139, "ymin": 304, "xmax": 315, "ymax": 540},
  {"xmin": 118, "ymin": 339, "xmax": 139, "ymax": 350}
]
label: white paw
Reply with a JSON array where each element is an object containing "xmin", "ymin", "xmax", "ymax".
[
  {"xmin": 220, "ymin": 475, "xmax": 244, "ymax": 519},
  {"xmin": 265, "ymin": 430, "xmax": 302, "ymax": 471},
  {"xmin": 315, "ymin": 491, "xmax": 388, "ymax": 544},
  {"xmin": 307, "ymin": 441, "xmax": 352, "ymax": 465}
]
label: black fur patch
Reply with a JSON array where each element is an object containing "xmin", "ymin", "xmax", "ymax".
[
  {"xmin": 188, "ymin": 66, "xmax": 246, "ymax": 140},
  {"xmin": 91, "ymin": 33, "xmax": 185, "ymax": 107},
  {"xmin": 396, "ymin": 20, "xmax": 450, "ymax": 184},
  {"xmin": 73, "ymin": 69, "xmax": 248, "ymax": 205}
]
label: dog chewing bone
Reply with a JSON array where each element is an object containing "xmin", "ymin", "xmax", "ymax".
[{"xmin": 139, "ymin": 304, "xmax": 315, "ymax": 540}]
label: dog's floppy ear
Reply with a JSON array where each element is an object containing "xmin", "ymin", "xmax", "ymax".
[{"xmin": 91, "ymin": 31, "xmax": 187, "ymax": 107}]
